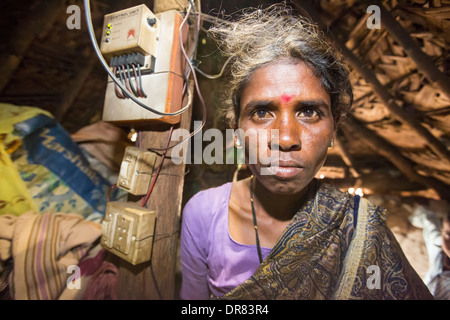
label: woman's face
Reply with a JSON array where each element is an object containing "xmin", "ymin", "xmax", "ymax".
[{"xmin": 238, "ymin": 59, "xmax": 335, "ymax": 195}]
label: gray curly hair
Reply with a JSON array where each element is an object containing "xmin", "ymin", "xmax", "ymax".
[{"xmin": 208, "ymin": 3, "xmax": 353, "ymax": 128}]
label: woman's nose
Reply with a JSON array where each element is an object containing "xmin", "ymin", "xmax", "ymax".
[{"xmin": 271, "ymin": 115, "xmax": 301, "ymax": 151}]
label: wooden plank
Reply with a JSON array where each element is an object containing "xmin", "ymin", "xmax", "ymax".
[
  {"xmin": 114, "ymin": 0, "xmax": 195, "ymax": 299},
  {"xmin": 115, "ymin": 102, "xmax": 193, "ymax": 299}
]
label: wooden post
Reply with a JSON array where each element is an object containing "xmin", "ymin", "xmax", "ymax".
[
  {"xmin": 115, "ymin": 101, "xmax": 193, "ymax": 300},
  {"xmin": 114, "ymin": 0, "xmax": 195, "ymax": 299}
]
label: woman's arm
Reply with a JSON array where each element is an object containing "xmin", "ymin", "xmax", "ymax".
[{"xmin": 179, "ymin": 196, "xmax": 210, "ymax": 300}]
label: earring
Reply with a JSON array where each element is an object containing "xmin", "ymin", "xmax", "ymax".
[
  {"xmin": 234, "ymin": 137, "xmax": 242, "ymax": 149},
  {"xmin": 329, "ymin": 139, "xmax": 334, "ymax": 148}
]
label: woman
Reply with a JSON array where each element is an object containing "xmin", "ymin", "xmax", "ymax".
[{"xmin": 179, "ymin": 5, "xmax": 432, "ymax": 300}]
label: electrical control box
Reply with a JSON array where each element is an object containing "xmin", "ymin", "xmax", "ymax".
[
  {"xmin": 101, "ymin": 201, "xmax": 156, "ymax": 265},
  {"xmin": 101, "ymin": 7, "xmax": 188, "ymax": 125},
  {"xmin": 100, "ymin": 4, "xmax": 160, "ymax": 59},
  {"xmin": 117, "ymin": 146, "xmax": 157, "ymax": 196}
]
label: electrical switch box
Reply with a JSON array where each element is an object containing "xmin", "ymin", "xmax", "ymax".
[
  {"xmin": 100, "ymin": 4, "xmax": 160, "ymax": 60},
  {"xmin": 101, "ymin": 201, "xmax": 156, "ymax": 265},
  {"xmin": 117, "ymin": 146, "xmax": 157, "ymax": 196},
  {"xmin": 101, "ymin": 8, "xmax": 188, "ymax": 125}
]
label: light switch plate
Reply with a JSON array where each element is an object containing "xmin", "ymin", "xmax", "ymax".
[
  {"xmin": 117, "ymin": 146, "xmax": 157, "ymax": 196},
  {"xmin": 101, "ymin": 201, "xmax": 156, "ymax": 265}
]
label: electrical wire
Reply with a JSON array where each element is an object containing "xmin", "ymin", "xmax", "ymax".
[
  {"xmin": 83, "ymin": 0, "xmax": 192, "ymax": 117},
  {"xmin": 137, "ymin": 63, "xmax": 147, "ymax": 98},
  {"xmin": 113, "ymin": 67, "xmax": 126, "ymax": 99},
  {"xmin": 126, "ymin": 64, "xmax": 139, "ymax": 97},
  {"xmin": 107, "ymin": 183, "xmax": 117, "ymax": 202},
  {"xmin": 84, "ymin": 0, "xmax": 206, "ymax": 153},
  {"xmin": 131, "ymin": 64, "xmax": 143, "ymax": 98},
  {"xmin": 194, "ymin": 55, "xmax": 231, "ymax": 79},
  {"xmin": 147, "ymin": 1, "xmax": 207, "ymax": 153},
  {"xmin": 141, "ymin": 125, "xmax": 174, "ymax": 207},
  {"xmin": 121, "ymin": 64, "xmax": 132, "ymax": 93},
  {"xmin": 185, "ymin": 0, "xmax": 199, "ymax": 77}
]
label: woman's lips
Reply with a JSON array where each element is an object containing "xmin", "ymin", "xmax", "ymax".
[{"xmin": 266, "ymin": 166, "xmax": 304, "ymax": 178}]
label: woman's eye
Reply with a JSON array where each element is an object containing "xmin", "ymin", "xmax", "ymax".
[
  {"xmin": 252, "ymin": 109, "xmax": 272, "ymax": 119},
  {"xmin": 299, "ymin": 109, "xmax": 320, "ymax": 119}
]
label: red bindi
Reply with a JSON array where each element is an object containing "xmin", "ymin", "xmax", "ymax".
[{"xmin": 280, "ymin": 94, "xmax": 294, "ymax": 104}]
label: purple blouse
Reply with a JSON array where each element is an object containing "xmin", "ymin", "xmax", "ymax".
[{"xmin": 179, "ymin": 182, "xmax": 272, "ymax": 299}]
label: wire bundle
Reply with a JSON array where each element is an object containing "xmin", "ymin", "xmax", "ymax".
[
  {"xmin": 84, "ymin": 0, "xmax": 213, "ymax": 205},
  {"xmin": 110, "ymin": 53, "xmax": 149, "ymax": 99}
]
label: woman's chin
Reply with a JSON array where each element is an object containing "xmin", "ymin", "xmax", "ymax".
[{"xmin": 256, "ymin": 174, "xmax": 314, "ymax": 195}]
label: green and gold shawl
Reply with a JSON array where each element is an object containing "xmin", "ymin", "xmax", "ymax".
[{"xmin": 219, "ymin": 181, "xmax": 433, "ymax": 300}]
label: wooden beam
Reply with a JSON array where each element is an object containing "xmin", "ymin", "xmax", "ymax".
[
  {"xmin": 336, "ymin": 43, "xmax": 450, "ymax": 163},
  {"xmin": 372, "ymin": 0, "xmax": 450, "ymax": 100},
  {"xmin": 334, "ymin": 136, "xmax": 361, "ymax": 179},
  {"xmin": 341, "ymin": 115, "xmax": 450, "ymax": 201},
  {"xmin": 292, "ymin": 0, "xmax": 450, "ymax": 164},
  {"xmin": 0, "ymin": 0, "xmax": 64, "ymax": 94}
]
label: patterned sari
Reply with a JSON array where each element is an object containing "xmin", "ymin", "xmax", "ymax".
[{"xmin": 219, "ymin": 181, "xmax": 433, "ymax": 300}]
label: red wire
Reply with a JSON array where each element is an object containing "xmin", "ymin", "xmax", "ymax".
[
  {"xmin": 107, "ymin": 183, "xmax": 117, "ymax": 202},
  {"xmin": 121, "ymin": 65, "xmax": 131, "ymax": 92},
  {"xmin": 141, "ymin": 126, "xmax": 174, "ymax": 207},
  {"xmin": 131, "ymin": 63, "xmax": 143, "ymax": 98}
]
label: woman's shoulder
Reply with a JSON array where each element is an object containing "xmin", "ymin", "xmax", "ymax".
[
  {"xmin": 185, "ymin": 182, "xmax": 232, "ymax": 205},
  {"xmin": 183, "ymin": 182, "xmax": 232, "ymax": 217},
  {"xmin": 181, "ymin": 182, "xmax": 232, "ymax": 242},
  {"xmin": 318, "ymin": 181, "xmax": 388, "ymax": 222}
]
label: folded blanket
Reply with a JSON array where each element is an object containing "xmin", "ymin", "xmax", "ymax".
[
  {"xmin": 58, "ymin": 244, "xmax": 119, "ymax": 300},
  {"xmin": 0, "ymin": 211, "xmax": 116, "ymax": 300}
]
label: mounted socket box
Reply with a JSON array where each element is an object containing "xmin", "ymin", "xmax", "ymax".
[
  {"xmin": 100, "ymin": 4, "xmax": 159, "ymax": 60},
  {"xmin": 102, "ymin": 9, "xmax": 188, "ymax": 125},
  {"xmin": 118, "ymin": 146, "xmax": 157, "ymax": 195},
  {"xmin": 101, "ymin": 201, "xmax": 156, "ymax": 265}
]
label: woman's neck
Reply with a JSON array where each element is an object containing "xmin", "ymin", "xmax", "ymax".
[{"xmin": 251, "ymin": 176, "xmax": 311, "ymax": 222}]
